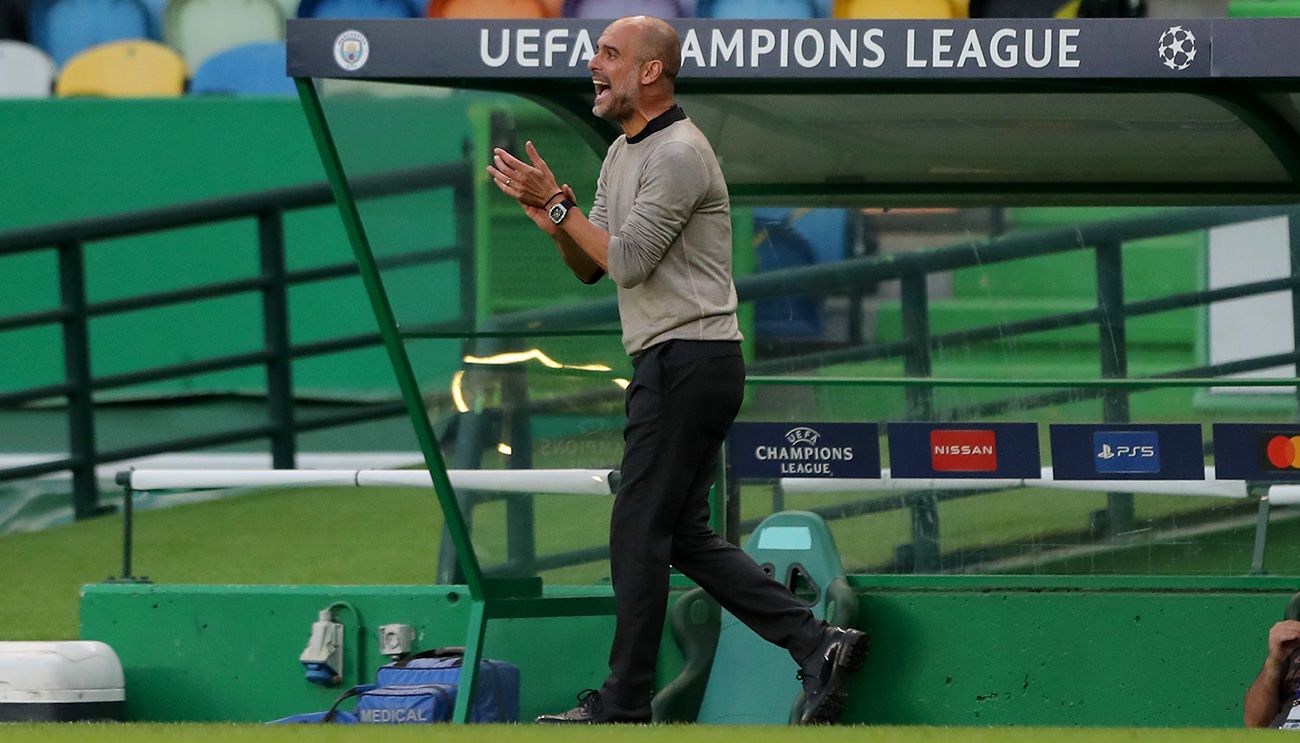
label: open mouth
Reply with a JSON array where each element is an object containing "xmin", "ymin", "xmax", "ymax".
[{"xmin": 593, "ymin": 79, "xmax": 611, "ymax": 104}]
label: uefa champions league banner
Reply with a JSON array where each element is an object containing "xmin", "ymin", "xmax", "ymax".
[{"xmin": 289, "ymin": 18, "xmax": 1300, "ymax": 82}]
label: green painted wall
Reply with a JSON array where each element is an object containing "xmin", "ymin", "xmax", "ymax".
[
  {"xmin": 0, "ymin": 97, "xmax": 484, "ymax": 399},
  {"xmin": 82, "ymin": 576, "xmax": 1295, "ymax": 726},
  {"xmin": 79, "ymin": 583, "xmax": 646, "ymax": 723}
]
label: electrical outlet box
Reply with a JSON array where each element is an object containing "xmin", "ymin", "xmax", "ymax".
[{"xmin": 378, "ymin": 624, "xmax": 415, "ymax": 657}]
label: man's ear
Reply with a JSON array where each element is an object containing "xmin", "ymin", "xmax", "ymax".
[{"xmin": 640, "ymin": 59, "xmax": 663, "ymax": 86}]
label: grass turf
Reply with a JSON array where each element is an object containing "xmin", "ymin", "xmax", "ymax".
[{"xmin": 0, "ymin": 725, "xmax": 1279, "ymax": 742}]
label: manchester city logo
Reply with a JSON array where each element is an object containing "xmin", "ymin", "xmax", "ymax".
[{"xmin": 334, "ymin": 30, "xmax": 369, "ymax": 72}]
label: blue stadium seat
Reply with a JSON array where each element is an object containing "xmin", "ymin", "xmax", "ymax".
[
  {"xmin": 29, "ymin": 0, "xmax": 158, "ymax": 66},
  {"xmin": 562, "ymin": 0, "xmax": 685, "ymax": 18},
  {"xmin": 138, "ymin": 0, "xmax": 167, "ymax": 31},
  {"xmin": 698, "ymin": 0, "xmax": 820, "ymax": 17},
  {"xmin": 754, "ymin": 212, "xmax": 826, "ymax": 341},
  {"xmin": 191, "ymin": 41, "xmax": 294, "ymax": 96},
  {"xmin": 296, "ymin": 0, "xmax": 419, "ymax": 18}
]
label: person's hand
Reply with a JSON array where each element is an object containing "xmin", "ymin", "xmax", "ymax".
[
  {"xmin": 1267, "ymin": 620, "xmax": 1300, "ymax": 665},
  {"xmin": 487, "ymin": 141, "xmax": 564, "ymax": 209},
  {"xmin": 520, "ymin": 184, "xmax": 579, "ymax": 237}
]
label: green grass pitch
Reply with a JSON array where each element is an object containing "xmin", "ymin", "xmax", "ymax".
[{"xmin": 0, "ymin": 725, "xmax": 1276, "ymax": 741}]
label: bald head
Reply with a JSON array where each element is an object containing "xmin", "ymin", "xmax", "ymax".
[{"xmin": 613, "ymin": 16, "xmax": 681, "ymax": 86}]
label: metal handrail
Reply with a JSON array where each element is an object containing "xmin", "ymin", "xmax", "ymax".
[
  {"xmin": 0, "ymin": 161, "xmax": 475, "ymax": 519},
  {"xmin": 0, "ymin": 164, "xmax": 464, "ymax": 256}
]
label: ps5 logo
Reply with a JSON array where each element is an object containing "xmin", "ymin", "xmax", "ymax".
[
  {"xmin": 1096, "ymin": 443, "xmax": 1156, "ymax": 460},
  {"xmin": 1093, "ymin": 431, "xmax": 1160, "ymax": 474}
]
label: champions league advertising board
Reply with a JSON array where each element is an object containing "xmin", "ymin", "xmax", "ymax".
[{"xmin": 288, "ymin": 18, "xmax": 1300, "ymax": 82}]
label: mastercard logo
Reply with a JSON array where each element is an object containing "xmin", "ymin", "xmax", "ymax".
[{"xmin": 1265, "ymin": 435, "xmax": 1300, "ymax": 469}]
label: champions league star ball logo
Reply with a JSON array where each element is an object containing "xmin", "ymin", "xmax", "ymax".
[
  {"xmin": 1157, "ymin": 25, "xmax": 1197, "ymax": 71},
  {"xmin": 334, "ymin": 30, "xmax": 370, "ymax": 71}
]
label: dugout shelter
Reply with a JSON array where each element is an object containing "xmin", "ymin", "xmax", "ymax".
[{"xmin": 76, "ymin": 15, "xmax": 1300, "ymax": 727}]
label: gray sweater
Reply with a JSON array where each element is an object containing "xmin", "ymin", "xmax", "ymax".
[{"xmin": 588, "ymin": 112, "xmax": 743, "ymax": 356}]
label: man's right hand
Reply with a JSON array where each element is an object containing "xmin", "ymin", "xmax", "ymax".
[{"xmin": 1267, "ymin": 620, "xmax": 1300, "ymax": 665}]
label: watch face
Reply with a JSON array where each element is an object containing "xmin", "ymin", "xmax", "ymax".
[{"xmin": 548, "ymin": 202, "xmax": 566, "ymax": 224}]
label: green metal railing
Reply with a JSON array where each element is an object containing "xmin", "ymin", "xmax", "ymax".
[
  {"xmin": 455, "ymin": 203, "xmax": 1300, "ymax": 576},
  {"xmin": 0, "ymin": 162, "xmax": 474, "ymax": 520}
]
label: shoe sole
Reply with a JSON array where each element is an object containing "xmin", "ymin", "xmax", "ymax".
[{"xmin": 800, "ymin": 629, "xmax": 870, "ymax": 725}]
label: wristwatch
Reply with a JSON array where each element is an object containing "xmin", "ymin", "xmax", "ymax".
[{"xmin": 548, "ymin": 198, "xmax": 577, "ymax": 225}]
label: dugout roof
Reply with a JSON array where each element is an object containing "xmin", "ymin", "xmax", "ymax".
[{"xmin": 288, "ymin": 17, "xmax": 1300, "ymax": 206}]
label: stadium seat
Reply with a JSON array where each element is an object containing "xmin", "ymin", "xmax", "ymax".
[
  {"xmin": 754, "ymin": 212, "xmax": 827, "ymax": 342},
  {"xmin": 972, "ymin": 0, "xmax": 1144, "ymax": 15},
  {"xmin": 698, "ymin": 0, "xmax": 821, "ymax": 17},
  {"xmin": 969, "ymin": 0, "xmax": 1144, "ymax": 15},
  {"xmin": 191, "ymin": 41, "xmax": 294, "ymax": 95},
  {"xmin": 163, "ymin": 0, "xmax": 284, "ymax": 72},
  {"xmin": 429, "ymin": 0, "xmax": 551, "ymax": 16},
  {"xmin": 298, "ymin": 0, "xmax": 418, "ymax": 18},
  {"xmin": 0, "ymin": 0, "xmax": 27, "ymax": 41},
  {"xmin": 562, "ymin": 0, "xmax": 685, "ymax": 18},
  {"xmin": 29, "ymin": 0, "xmax": 158, "ymax": 67},
  {"xmin": 833, "ymin": 0, "xmax": 966, "ymax": 17},
  {"xmin": 0, "ymin": 41, "xmax": 55, "ymax": 97},
  {"xmin": 652, "ymin": 511, "xmax": 861, "ymax": 724},
  {"xmin": 138, "ymin": 0, "xmax": 166, "ymax": 30},
  {"xmin": 55, "ymin": 40, "xmax": 186, "ymax": 97}
]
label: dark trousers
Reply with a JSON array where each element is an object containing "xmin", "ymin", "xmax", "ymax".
[{"xmin": 599, "ymin": 340, "xmax": 823, "ymax": 718}]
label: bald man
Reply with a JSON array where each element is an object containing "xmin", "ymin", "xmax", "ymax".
[{"xmin": 488, "ymin": 16, "xmax": 867, "ymax": 725}]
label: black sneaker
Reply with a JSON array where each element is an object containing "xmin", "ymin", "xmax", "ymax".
[
  {"xmin": 534, "ymin": 689, "xmax": 651, "ymax": 724},
  {"xmin": 794, "ymin": 626, "xmax": 869, "ymax": 725}
]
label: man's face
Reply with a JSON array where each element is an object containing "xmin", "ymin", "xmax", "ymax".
[{"xmin": 589, "ymin": 22, "xmax": 641, "ymax": 122}]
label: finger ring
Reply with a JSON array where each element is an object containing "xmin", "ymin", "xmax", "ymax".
[{"xmin": 506, "ymin": 179, "xmax": 511, "ymax": 186}]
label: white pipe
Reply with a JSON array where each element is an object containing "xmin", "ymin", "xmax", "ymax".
[
  {"xmin": 1267, "ymin": 485, "xmax": 1300, "ymax": 505},
  {"xmin": 779, "ymin": 467, "xmax": 1249, "ymax": 499},
  {"xmin": 123, "ymin": 469, "xmax": 616, "ymax": 496}
]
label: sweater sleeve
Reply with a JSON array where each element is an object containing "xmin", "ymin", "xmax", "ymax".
[
  {"xmin": 605, "ymin": 141, "xmax": 708, "ymax": 289},
  {"xmin": 588, "ymin": 157, "xmax": 610, "ymax": 232}
]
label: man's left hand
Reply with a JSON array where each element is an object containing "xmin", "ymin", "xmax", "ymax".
[{"xmin": 487, "ymin": 141, "xmax": 564, "ymax": 209}]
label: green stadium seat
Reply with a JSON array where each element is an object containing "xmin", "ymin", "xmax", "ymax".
[
  {"xmin": 652, "ymin": 511, "xmax": 861, "ymax": 724},
  {"xmin": 163, "ymin": 0, "xmax": 284, "ymax": 72}
]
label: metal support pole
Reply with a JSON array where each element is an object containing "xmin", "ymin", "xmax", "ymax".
[
  {"xmin": 58, "ymin": 241, "xmax": 105, "ymax": 520},
  {"xmin": 454, "ymin": 164, "xmax": 476, "ymax": 330},
  {"xmin": 438, "ymin": 409, "xmax": 487, "ymax": 584},
  {"xmin": 900, "ymin": 273, "xmax": 940, "ymax": 572},
  {"xmin": 504, "ymin": 365, "xmax": 536, "ymax": 576},
  {"xmin": 1288, "ymin": 216, "xmax": 1300, "ymax": 416},
  {"xmin": 258, "ymin": 210, "xmax": 296, "ymax": 469},
  {"xmin": 121, "ymin": 486, "xmax": 135, "ymax": 581},
  {"xmin": 1250, "ymin": 485, "xmax": 1270, "ymax": 576},
  {"xmin": 1095, "ymin": 240, "xmax": 1134, "ymax": 536}
]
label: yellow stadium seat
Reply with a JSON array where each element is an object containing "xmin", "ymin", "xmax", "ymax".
[
  {"xmin": 833, "ymin": 0, "xmax": 967, "ymax": 17},
  {"xmin": 56, "ymin": 41, "xmax": 187, "ymax": 98}
]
